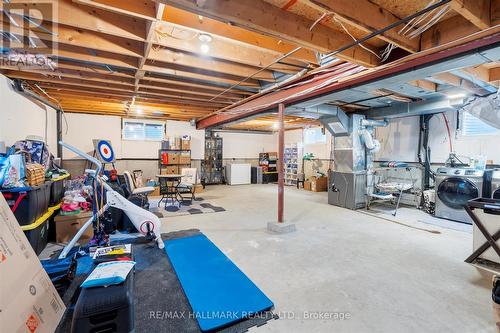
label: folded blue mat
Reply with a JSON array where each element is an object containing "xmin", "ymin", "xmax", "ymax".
[{"xmin": 165, "ymin": 234, "xmax": 274, "ymax": 332}]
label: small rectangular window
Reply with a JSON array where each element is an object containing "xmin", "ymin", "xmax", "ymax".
[
  {"xmin": 461, "ymin": 112, "xmax": 500, "ymax": 136},
  {"xmin": 122, "ymin": 119, "xmax": 165, "ymax": 141},
  {"xmin": 304, "ymin": 127, "xmax": 326, "ymax": 144}
]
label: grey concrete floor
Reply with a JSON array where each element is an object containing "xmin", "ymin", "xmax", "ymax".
[{"xmin": 160, "ymin": 184, "xmax": 494, "ymax": 333}]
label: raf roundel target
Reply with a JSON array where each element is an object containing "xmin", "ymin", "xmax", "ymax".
[{"xmin": 93, "ymin": 139, "xmax": 116, "ymax": 163}]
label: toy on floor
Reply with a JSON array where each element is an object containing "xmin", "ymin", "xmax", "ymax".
[{"xmin": 58, "ymin": 141, "xmax": 164, "ymax": 259}]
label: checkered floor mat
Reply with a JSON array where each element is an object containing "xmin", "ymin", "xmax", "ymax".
[{"xmin": 148, "ymin": 197, "xmax": 226, "ymax": 218}]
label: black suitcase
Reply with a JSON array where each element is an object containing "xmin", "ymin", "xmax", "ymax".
[{"xmin": 71, "ymin": 271, "xmax": 135, "ymax": 333}]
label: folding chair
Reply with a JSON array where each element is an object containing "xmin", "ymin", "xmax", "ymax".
[{"xmin": 178, "ymin": 168, "xmax": 198, "ymax": 202}]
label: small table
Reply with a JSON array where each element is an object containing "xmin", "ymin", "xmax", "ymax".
[{"xmin": 157, "ymin": 174, "xmax": 184, "ymax": 208}]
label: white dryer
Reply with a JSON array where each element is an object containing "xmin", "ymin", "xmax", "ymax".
[{"xmin": 435, "ymin": 167, "xmax": 484, "ymax": 224}]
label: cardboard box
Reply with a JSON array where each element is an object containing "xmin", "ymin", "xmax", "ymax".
[
  {"xmin": 151, "ymin": 186, "xmax": 160, "ymax": 196},
  {"xmin": 304, "ymin": 180, "xmax": 311, "ymax": 191},
  {"xmin": 54, "ymin": 211, "xmax": 94, "ymax": 244},
  {"xmin": 181, "ymin": 139, "xmax": 191, "ymax": 150},
  {"xmin": 194, "ymin": 184, "xmax": 204, "ymax": 193},
  {"xmin": 0, "ymin": 195, "xmax": 66, "ymax": 333},
  {"xmin": 161, "ymin": 166, "xmax": 178, "ymax": 175},
  {"xmin": 168, "ymin": 153, "xmax": 180, "ymax": 164},
  {"xmin": 179, "ymin": 156, "xmax": 191, "ymax": 165},
  {"xmin": 310, "ymin": 176, "xmax": 328, "ymax": 192}
]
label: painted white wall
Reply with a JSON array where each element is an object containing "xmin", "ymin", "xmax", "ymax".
[
  {"xmin": 375, "ymin": 110, "xmax": 500, "ymax": 164},
  {"xmin": 219, "ymin": 132, "xmax": 277, "ymax": 159},
  {"xmin": 0, "ymin": 75, "xmax": 57, "ymax": 155},
  {"xmin": 165, "ymin": 120, "xmax": 205, "ymax": 159},
  {"xmin": 285, "ymin": 128, "xmax": 332, "ymax": 159}
]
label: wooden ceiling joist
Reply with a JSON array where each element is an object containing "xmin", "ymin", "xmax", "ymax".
[
  {"xmin": 153, "ymin": 21, "xmax": 310, "ymax": 73},
  {"xmin": 162, "ymin": 5, "xmax": 319, "ymax": 65},
  {"xmin": 138, "ymin": 81, "xmax": 247, "ymax": 100},
  {"xmin": 450, "ymin": 0, "xmax": 491, "ymax": 30},
  {"xmin": 72, "ymin": 0, "xmax": 158, "ymax": 21},
  {"xmin": 0, "ymin": 20, "xmax": 144, "ymax": 59},
  {"xmin": 143, "ymin": 62, "xmax": 261, "ymax": 87},
  {"xmin": 147, "ymin": 47, "xmax": 278, "ymax": 82},
  {"xmin": 143, "ymin": 72, "xmax": 257, "ymax": 93},
  {"xmin": 309, "ymin": 0, "xmax": 419, "ymax": 53},
  {"xmin": 160, "ymin": 0, "xmax": 380, "ymax": 67}
]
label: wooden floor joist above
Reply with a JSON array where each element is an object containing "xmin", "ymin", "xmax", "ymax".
[{"xmin": 0, "ymin": 0, "xmax": 497, "ymax": 127}]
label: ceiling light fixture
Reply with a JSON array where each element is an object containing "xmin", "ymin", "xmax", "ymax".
[
  {"xmin": 273, "ymin": 122, "xmax": 279, "ymax": 130},
  {"xmin": 136, "ymin": 107, "xmax": 143, "ymax": 114},
  {"xmin": 198, "ymin": 33, "xmax": 212, "ymax": 54},
  {"xmin": 200, "ymin": 43, "xmax": 210, "ymax": 54}
]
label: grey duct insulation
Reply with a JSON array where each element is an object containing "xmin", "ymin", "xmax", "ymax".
[
  {"xmin": 461, "ymin": 92, "xmax": 500, "ymax": 130},
  {"xmin": 11, "ymin": 79, "xmax": 64, "ymax": 158},
  {"xmin": 260, "ymin": 69, "xmax": 308, "ymax": 94},
  {"xmin": 360, "ymin": 129, "xmax": 381, "ymax": 153}
]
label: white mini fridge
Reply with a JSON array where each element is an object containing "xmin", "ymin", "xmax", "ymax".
[{"xmin": 226, "ymin": 163, "xmax": 251, "ymax": 185}]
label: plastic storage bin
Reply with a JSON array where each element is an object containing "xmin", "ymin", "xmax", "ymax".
[
  {"xmin": 21, "ymin": 218, "xmax": 50, "ymax": 255},
  {"xmin": 50, "ymin": 174, "xmax": 69, "ymax": 206},
  {"xmin": 2, "ymin": 182, "xmax": 50, "ymax": 226}
]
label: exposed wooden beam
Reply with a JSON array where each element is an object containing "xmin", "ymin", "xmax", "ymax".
[
  {"xmin": 153, "ymin": 21, "xmax": 309, "ymax": 73},
  {"xmin": 490, "ymin": 66, "xmax": 500, "ymax": 81},
  {"xmin": 137, "ymin": 84, "xmax": 242, "ymax": 101},
  {"xmin": 148, "ymin": 47, "xmax": 277, "ymax": 81},
  {"xmin": 72, "ymin": 0, "xmax": 157, "ymax": 20},
  {"xmin": 139, "ymin": 80, "xmax": 247, "ymax": 99},
  {"xmin": 409, "ymin": 80, "xmax": 438, "ymax": 92},
  {"xmin": 0, "ymin": 67, "xmax": 135, "ymax": 86},
  {"xmin": 311, "ymin": 0, "xmax": 419, "ymax": 53},
  {"xmin": 141, "ymin": 76, "xmax": 254, "ymax": 95},
  {"xmin": 160, "ymin": 0, "xmax": 379, "ymax": 67},
  {"xmin": 431, "ymin": 72, "xmax": 492, "ymax": 96},
  {"xmin": 162, "ymin": 5, "xmax": 318, "ymax": 65},
  {"xmin": 42, "ymin": 85, "xmax": 227, "ymax": 108},
  {"xmin": 138, "ymin": 87, "xmax": 234, "ymax": 104},
  {"xmin": 492, "ymin": 0, "xmax": 500, "ymax": 26},
  {"xmin": 420, "ymin": 15, "xmax": 481, "ymax": 50},
  {"xmin": 54, "ymin": 43, "xmax": 139, "ymax": 69},
  {"xmin": 143, "ymin": 63, "xmax": 261, "ymax": 87},
  {"xmin": 0, "ymin": 20, "xmax": 144, "ymax": 58},
  {"xmin": 53, "ymin": 0, "xmax": 148, "ymax": 41},
  {"xmin": 450, "ymin": 0, "xmax": 491, "ymax": 30}
]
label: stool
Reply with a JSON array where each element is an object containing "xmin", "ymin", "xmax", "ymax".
[{"xmin": 71, "ymin": 271, "xmax": 135, "ymax": 333}]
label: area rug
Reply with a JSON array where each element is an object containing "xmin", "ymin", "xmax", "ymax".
[{"xmin": 148, "ymin": 197, "xmax": 226, "ymax": 218}]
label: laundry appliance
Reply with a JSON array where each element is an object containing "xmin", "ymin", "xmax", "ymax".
[{"xmin": 435, "ymin": 167, "xmax": 484, "ymax": 224}]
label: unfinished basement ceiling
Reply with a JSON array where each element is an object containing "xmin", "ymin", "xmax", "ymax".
[{"xmin": 1, "ymin": 0, "xmax": 499, "ymax": 129}]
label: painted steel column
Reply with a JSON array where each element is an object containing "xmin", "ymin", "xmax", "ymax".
[{"xmin": 278, "ymin": 103, "xmax": 285, "ymax": 223}]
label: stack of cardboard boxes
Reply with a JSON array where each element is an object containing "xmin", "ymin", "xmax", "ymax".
[
  {"xmin": 160, "ymin": 136, "xmax": 192, "ymax": 175},
  {"xmin": 304, "ymin": 175, "xmax": 328, "ymax": 192}
]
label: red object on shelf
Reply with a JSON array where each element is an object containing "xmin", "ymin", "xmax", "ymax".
[{"xmin": 161, "ymin": 152, "xmax": 168, "ymax": 165}]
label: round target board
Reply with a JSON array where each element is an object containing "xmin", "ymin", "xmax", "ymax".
[{"xmin": 94, "ymin": 139, "xmax": 116, "ymax": 163}]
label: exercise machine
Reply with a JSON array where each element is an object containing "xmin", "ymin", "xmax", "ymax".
[{"xmin": 58, "ymin": 141, "xmax": 163, "ymax": 259}]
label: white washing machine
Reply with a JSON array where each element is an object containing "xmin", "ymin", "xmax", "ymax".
[
  {"xmin": 435, "ymin": 167, "xmax": 484, "ymax": 224},
  {"xmin": 492, "ymin": 169, "xmax": 500, "ymax": 199}
]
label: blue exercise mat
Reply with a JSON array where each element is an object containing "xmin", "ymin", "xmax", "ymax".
[{"xmin": 164, "ymin": 234, "xmax": 274, "ymax": 332}]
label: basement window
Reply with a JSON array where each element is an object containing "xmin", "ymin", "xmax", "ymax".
[
  {"xmin": 122, "ymin": 119, "xmax": 165, "ymax": 141},
  {"xmin": 304, "ymin": 127, "xmax": 326, "ymax": 144},
  {"xmin": 461, "ymin": 112, "xmax": 500, "ymax": 137}
]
